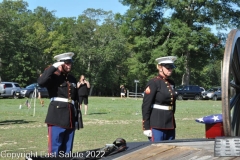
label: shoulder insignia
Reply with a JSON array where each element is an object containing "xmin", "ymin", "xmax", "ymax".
[{"xmin": 145, "ymin": 86, "xmax": 151, "ymax": 94}]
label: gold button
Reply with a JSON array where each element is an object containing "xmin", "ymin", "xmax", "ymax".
[
  {"xmin": 170, "ymin": 102, "xmax": 173, "ymax": 104},
  {"xmin": 171, "ymin": 93, "xmax": 173, "ymax": 95},
  {"xmin": 169, "ymin": 90, "xmax": 171, "ymax": 92},
  {"xmin": 57, "ymin": 106, "xmax": 59, "ymax": 108},
  {"xmin": 165, "ymin": 82, "xmax": 167, "ymax": 84},
  {"xmin": 167, "ymin": 86, "xmax": 169, "ymax": 88},
  {"xmin": 171, "ymin": 98, "xmax": 173, "ymax": 100}
]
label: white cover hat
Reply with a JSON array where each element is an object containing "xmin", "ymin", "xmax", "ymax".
[
  {"xmin": 155, "ymin": 56, "xmax": 177, "ymax": 64},
  {"xmin": 155, "ymin": 56, "xmax": 177, "ymax": 69},
  {"xmin": 54, "ymin": 52, "xmax": 74, "ymax": 62}
]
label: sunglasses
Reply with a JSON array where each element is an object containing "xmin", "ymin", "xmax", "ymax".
[{"xmin": 161, "ymin": 63, "xmax": 176, "ymax": 69}]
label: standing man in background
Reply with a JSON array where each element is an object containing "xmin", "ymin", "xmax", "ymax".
[
  {"xmin": 77, "ymin": 75, "xmax": 90, "ymax": 115},
  {"xmin": 120, "ymin": 85, "xmax": 126, "ymax": 99},
  {"xmin": 38, "ymin": 52, "xmax": 82, "ymax": 156}
]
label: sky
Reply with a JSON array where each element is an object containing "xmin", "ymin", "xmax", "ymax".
[
  {"xmin": 0, "ymin": 0, "xmax": 231, "ymax": 34},
  {"xmin": 25, "ymin": 0, "xmax": 129, "ymax": 18},
  {"xmin": 24, "ymin": 0, "xmax": 230, "ymax": 34}
]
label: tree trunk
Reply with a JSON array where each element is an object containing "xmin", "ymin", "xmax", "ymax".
[
  {"xmin": 88, "ymin": 55, "xmax": 91, "ymax": 72},
  {"xmin": 182, "ymin": 51, "xmax": 190, "ymax": 85},
  {"xmin": 89, "ymin": 84, "xmax": 93, "ymax": 96}
]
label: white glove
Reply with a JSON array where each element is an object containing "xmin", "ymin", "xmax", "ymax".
[
  {"xmin": 143, "ymin": 130, "xmax": 152, "ymax": 137},
  {"xmin": 53, "ymin": 62, "xmax": 64, "ymax": 68}
]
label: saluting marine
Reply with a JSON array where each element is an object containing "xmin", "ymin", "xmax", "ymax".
[
  {"xmin": 38, "ymin": 52, "xmax": 83, "ymax": 155},
  {"xmin": 142, "ymin": 56, "xmax": 177, "ymax": 142}
]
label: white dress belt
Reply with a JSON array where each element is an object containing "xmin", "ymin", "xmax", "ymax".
[
  {"xmin": 153, "ymin": 104, "xmax": 173, "ymax": 110},
  {"xmin": 50, "ymin": 97, "xmax": 74, "ymax": 105}
]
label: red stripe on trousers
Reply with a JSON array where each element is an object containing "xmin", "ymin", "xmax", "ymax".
[{"xmin": 48, "ymin": 125, "xmax": 52, "ymax": 153}]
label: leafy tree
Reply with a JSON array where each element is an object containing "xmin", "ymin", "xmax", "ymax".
[
  {"xmin": 0, "ymin": 0, "xmax": 238, "ymax": 96},
  {"xmin": 72, "ymin": 9, "xmax": 130, "ymax": 95},
  {"xmin": 119, "ymin": 0, "xmax": 239, "ymax": 88},
  {"xmin": 0, "ymin": 0, "xmax": 31, "ymax": 85}
]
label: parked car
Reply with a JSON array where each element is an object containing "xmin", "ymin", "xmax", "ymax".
[
  {"xmin": 212, "ymin": 88, "xmax": 222, "ymax": 101},
  {"xmin": 202, "ymin": 87, "xmax": 221, "ymax": 100},
  {"xmin": 175, "ymin": 85, "xmax": 202, "ymax": 100},
  {"xmin": 16, "ymin": 83, "xmax": 49, "ymax": 98},
  {"xmin": 0, "ymin": 82, "xmax": 21, "ymax": 99},
  {"xmin": 200, "ymin": 87, "xmax": 205, "ymax": 94},
  {"xmin": 0, "ymin": 83, "xmax": 6, "ymax": 95}
]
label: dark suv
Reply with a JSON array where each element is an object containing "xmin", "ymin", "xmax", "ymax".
[{"xmin": 175, "ymin": 85, "xmax": 202, "ymax": 100}]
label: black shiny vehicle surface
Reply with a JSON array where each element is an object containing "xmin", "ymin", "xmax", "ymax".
[{"xmin": 175, "ymin": 85, "xmax": 203, "ymax": 100}]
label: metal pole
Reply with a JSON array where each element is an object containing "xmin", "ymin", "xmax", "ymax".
[
  {"xmin": 33, "ymin": 88, "xmax": 36, "ymax": 117},
  {"xmin": 135, "ymin": 82, "xmax": 137, "ymax": 98}
]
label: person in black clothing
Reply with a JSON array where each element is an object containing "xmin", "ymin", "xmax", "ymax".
[
  {"xmin": 37, "ymin": 52, "xmax": 82, "ymax": 156},
  {"xmin": 120, "ymin": 85, "xmax": 126, "ymax": 99},
  {"xmin": 142, "ymin": 56, "xmax": 177, "ymax": 142},
  {"xmin": 77, "ymin": 75, "xmax": 90, "ymax": 115}
]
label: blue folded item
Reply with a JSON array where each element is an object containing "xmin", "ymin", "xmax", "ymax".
[{"xmin": 195, "ymin": 114, "xmax": 222, "ymax": 124}]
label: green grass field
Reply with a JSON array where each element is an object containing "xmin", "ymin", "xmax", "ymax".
[{"xmin": 0, "ymin": 97, "xmax": 222, "ymax": 159}]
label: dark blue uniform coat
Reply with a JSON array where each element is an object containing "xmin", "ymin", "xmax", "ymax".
[
  {"xmin": 38, "ymin": 66, "xmax": 78, "ymax": 129},
  {"xmin": 142, "ymin": 75, "xmax": 176, "ymax": 130}
]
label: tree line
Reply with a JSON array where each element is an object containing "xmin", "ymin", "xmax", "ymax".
[{"xmin": 0, "ymin": 0, "xmax": 239, "ymax": 96}]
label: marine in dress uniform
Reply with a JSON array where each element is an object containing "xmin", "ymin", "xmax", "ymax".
[
  {"xmin": 142, "ymin": 56, "xmax": 177, "ymax": 142},
  {"xmin": 37, "ymin": 52, "xmax": 81, "ymax": 155}
]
